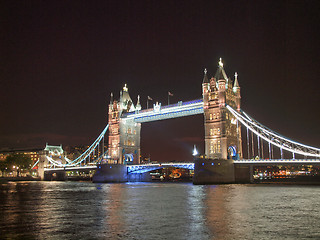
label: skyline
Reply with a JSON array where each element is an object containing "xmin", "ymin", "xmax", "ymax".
[{"xmin": 1, "ymin": 1, "xmax": 319, "ymax": 162}]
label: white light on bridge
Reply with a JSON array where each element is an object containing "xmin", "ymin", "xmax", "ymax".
[{"xmin": 193, "ymin": 145, "xmax": 198, "ymax": 156}]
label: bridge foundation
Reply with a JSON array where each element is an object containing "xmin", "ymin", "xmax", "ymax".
[
  {"xmin": 38, "ymin": 158, "xmax": 45, "ymax": 180},
  {"xmin": 92, "ymin": 164, "xmax": 128, "ymax": 183},
  {"xmin": 193, "ymin": 158, "xmax": 235, "ymax": 184},
  {"xmin": 44, "ymin": 171, "xmax": 67, "ymax": 181},
  {"xmin": 92, "ymin": 164, "xmax": 153, "ymax": 183},
  {"xmin": 234, "ymin": 165, "xmax": 253, "ymax": 183}
]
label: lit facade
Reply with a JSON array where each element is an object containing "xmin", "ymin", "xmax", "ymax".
[
  {"xmin": 202, "ymin": 59, "xmax": 242, "ymax": 160},
  {"xmin": 107, "ymin": 59, "xmax": 243, "ymax": 164},
  {"xmin": 108, "ymin": 85, "xmax": 141, "ymax": 164},
  {"xmin": 0, "ymin": 149, "xmax": 41, "ymax": 166}
]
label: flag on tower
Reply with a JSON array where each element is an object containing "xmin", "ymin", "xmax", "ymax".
[
  {"xmin": 168, "ymin": 91, "xmax": 173, "ymax": 96},
  {"xmin": 147, "ymin": 96, "xmax": 153, "ymax": 101}
]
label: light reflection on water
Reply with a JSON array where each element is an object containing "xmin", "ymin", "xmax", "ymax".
[{"xmin": 0, "ymin": 182, "xmax": 320, "ymax": 239}]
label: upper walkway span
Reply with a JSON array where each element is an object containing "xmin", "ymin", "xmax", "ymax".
[{"xmin": 122, "ymin": 99, "xmax": 204, "ymax": 123}]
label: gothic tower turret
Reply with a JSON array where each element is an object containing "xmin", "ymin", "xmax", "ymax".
[
  {"xmin": 202, "ymin": 58, "xmax": 242, "ymax": 160},
  {"xmin": 202, "ymin": 68, "xmax": 210, "ymax": 111},
  {"xmin": 108, "ymin": 84, "xmax": 141, "ymax": 164}
]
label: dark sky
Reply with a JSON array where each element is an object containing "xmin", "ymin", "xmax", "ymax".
[{"xmin": 1, "ymin": 0, "xmax": 319, "ymax": 161}]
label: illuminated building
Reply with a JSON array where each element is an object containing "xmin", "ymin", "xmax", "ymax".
[
  {"xmin": 202, "ymin": 58, "xmax": 242, "ymax": 160},
  {"xmin": 108, "ymin": 85, "xmax": 141, "ymax": 164},
  {"xmin": 0, "ymin": 148, "xmax": 41, "ymax": 166}
]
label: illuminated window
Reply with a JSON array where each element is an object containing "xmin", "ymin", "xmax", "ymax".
[
  {"xmin": 213, "ymin": 113, "xmax": 216, "ymax": 119},
  {"xmin": 127, "ymin": 128, "xmax": 131, "ymax": 134},
  {"xmin": 210, "ymin": 129, "xmax": 213, "ymax": 135},
  {"xmin": 210, "ymin": 114, "xmax": 213, "ymax": 120},
  {"xmin": 217, "ymin": 128, "xmax": 220, "ymax": 134},
  {"xmin": 210, "ymin": 144, "xmax": 214, "ymax": 154},
  {"xmin": 217, "ymin": 112, "xmax": 220, "ymax": 119}
]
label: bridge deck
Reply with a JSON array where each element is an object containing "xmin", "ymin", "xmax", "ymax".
[
  {"xmin": 44, "ymin": 159, "xmax": 320, "ymax": 173},
  {"xmin": 234, "ymin": 159, "xmax": 320, "ymax": 166}
]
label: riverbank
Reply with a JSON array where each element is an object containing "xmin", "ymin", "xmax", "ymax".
[
  {"xmin": 253, "ymin": 176, "xmax": 320, "ymax": 185},
  {"xmin": 0, "ymin": 176, "xmax": 41, "ymax": 183},
  {"xmin": 1, "ymin": 176, "xmax": 320, "ymax": 185}
]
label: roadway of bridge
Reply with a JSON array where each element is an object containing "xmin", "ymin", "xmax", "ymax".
[
  {"xmin": 234, "ymin": 159, "xmax": 320, "ymax": 166},
  {"xmin": 44, "ymin": 159, "xmax": 320, "ymax": 173}
]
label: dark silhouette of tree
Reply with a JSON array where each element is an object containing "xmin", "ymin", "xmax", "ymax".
[
  {"xmin": 5, "ymin": 154, "xmax": 32, "ymax": 176},
  {"xmin": 0, "ymin": 161, "xmax": 8, "ymax": 174}
]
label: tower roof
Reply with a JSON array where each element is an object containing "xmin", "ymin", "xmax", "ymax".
[
  {"xmin": 120, "ymin": 84, "xmax": 135, "ymax": 112},
  {"xmin": 203, "ymin": 68, "xmax": 209, "ymax": 83},
  {"xmin": 214, "ymin": 58, "xmax": 228, "ymax": 81},
  {"xmin": 44, "ymin": 143, "xmax": 63, "ymax": 155}
]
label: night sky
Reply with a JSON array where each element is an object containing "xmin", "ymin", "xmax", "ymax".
[{"xmin": 1, "ymin": 1, "xmax": 319, "ymax": 162}]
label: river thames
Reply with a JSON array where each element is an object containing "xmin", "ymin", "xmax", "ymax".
[{"xmin": 0, "ymin": 182, "xmax": 319, "ymax": 239}]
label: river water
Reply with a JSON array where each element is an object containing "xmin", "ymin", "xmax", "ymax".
[{"xmin": 0, "ymin": 182, "xmax": 319, "ymax": 240}]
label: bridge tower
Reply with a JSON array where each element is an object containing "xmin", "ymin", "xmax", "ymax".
[
  {"xmin": 108, "ymin": 84, "xmax": 141, "ymax": 164},
  {"xmin": 202, "ymin": 58, "xmax": 242, "ymax": 160}
]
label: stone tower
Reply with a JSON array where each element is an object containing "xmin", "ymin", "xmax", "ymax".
[
  {"xmin": 202, "ymin": 58, "xmax": 242, "ymax": 160},
  {"xmin": 108, "ymin": 84, "xmax": 141, "ymax": 164}
]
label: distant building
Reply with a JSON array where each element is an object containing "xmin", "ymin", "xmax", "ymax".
[
  {"xmin": 42, "ymin": 143, "xmax": 66, "ymax": 167},
  {"xmin": 0, "ymin": 148, "xmax": 42, "ymax": 167}
]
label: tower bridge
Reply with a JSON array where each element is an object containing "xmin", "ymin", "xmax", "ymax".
[
  {"xmin": 107, "ymin": 58, "xmax": 242, "ymax": 165},
  {"xmin": 39, "ymin": 58, "xmax": 320, "ymax": 183}
]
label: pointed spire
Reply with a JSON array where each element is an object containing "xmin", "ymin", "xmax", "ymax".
[
  {"xmin": 233, "ymin": 72, "xmax": 240, "ymax": 93},
  {"xmin": 214, "ymin": 58, "xmax": 228, "ymax": 81},
  {"xmin": 110, "ymin": 92, "xmax": 113, "ymax": 104},
  {"xmin": 234, "ymin": 72, "xmax": 239, "ymax": 88},
  {"xmin": 119, "ymin": 90, "xmax": 123, "ymax": 102},
  {"xmin": 203, "ymin": 68, "xmax": 209, "ymax": 83},
  {"xmin": 219, "ymin": 57, "xmax": 223, "ymax": 67},
  {"xmin": 123, "ymin": 84, "xmax": 128, "ymax": 92},
  {"xmin": 136, "ymin": 95, "xmax": 141, "ymax": 111}
]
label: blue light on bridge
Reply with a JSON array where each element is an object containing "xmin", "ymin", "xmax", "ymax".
[{"xmin": 127, "ymin": 163, "xmax": 195, "ymax": 174}]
